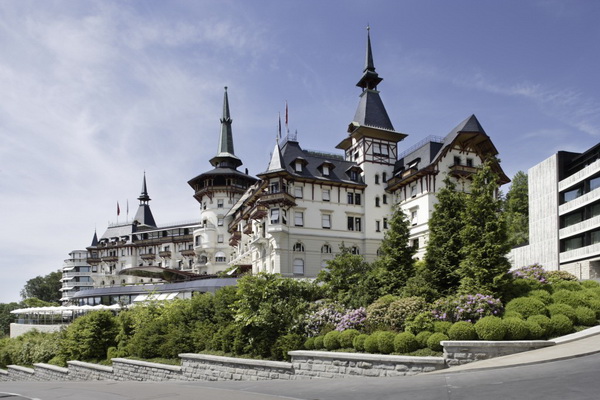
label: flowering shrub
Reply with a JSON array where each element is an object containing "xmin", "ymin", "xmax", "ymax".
[
  {"xmin": 432, "ymin": 294, "xmax": 503, "ymax": 323},
  {"xmin": 510, "ymin": 264, "xmax": 548, "ymax": 283},
  {"xmin": 336, "ymin": 308, "xmax": 367, "ymax": 332},
  {"xmin": 383, "ymin": 297, "xmax": 428, "ymax": 331},
  {"xmin": 303, "ymin": 304, "xmax": 344, "ymax": 337}
]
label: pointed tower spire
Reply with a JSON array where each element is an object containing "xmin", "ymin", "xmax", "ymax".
[
  {"xmin": 210, "ymin": 87, "xmax": 243, "ymax": 169},
  {"xmin": 133, "ymin": 172, "xmax": 157, "ymax": 227},
  {"xmin": 356, "ymin": 25, "xmax": 383, "ymax": 91},
  {"xmin": 90, "ymin": 230, "xmax": 98, "ymax": 247},
  {"xmin": 266, "ymin": 138, "xmax": 285, "ymax": 172}
]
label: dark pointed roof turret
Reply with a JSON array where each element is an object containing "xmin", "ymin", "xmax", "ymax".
[
  {"xmin": 90, "ymin": 230, "xmax": 98, "ymax": 247},
  {"xmin": 356, "ymin": 26, "xmax": 383, "ymax": 91},
  {"xmin": 134, "ymin": 172, "xmax": 157, "ymax": 228},
  {"xmin": 138, "ymin": 172, "xmax": 151, "ymax": 203},
  {"xmin": 210, "ymin": 87, "xmax": 243, "ymax": 169}
]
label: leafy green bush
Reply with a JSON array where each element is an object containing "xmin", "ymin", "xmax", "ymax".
[
  {"xmin": 474, "ymin": 316, "xmax": 506, "ymax": 340},
  {"xmin": 527, "ymin": 315, "xmax": 551, "ymax": 337},
  {"xmin": 426, "ymin": 332, "xmax": 448, "ymax": 352},
  {"xmin": 552, "ymin": 289, "xmax": 590, "ymax": 309},
  {"xmin": 304, "ymin": 337, "xmax": 315, "ymax": 350},
  {"xmin": 503, "ymin": 317, "xmax": 529, "ymax": 340},
  {"xmin": 552, "ymin": 280, "xmax": 582, "ymax": 292},
  {"xmin": 377, "ymin": 331, "xmax": 396, "ymax": 354},
  {"xmin": 503, "ymin": 278, "xmax": 544, "ymax": 300},
  {"xmin": 383, "ymin": 297, "xmax": 428, "ymax": 331},
  {"xmin": 323, "ymin": 331, "xmax": 342, "ymax": 351},
  {"xmin": 547, "ymin": 303, "xmax": 577, "ymax": 323},
  {"xmin": 272, "ymin": 334, "xmax": 305, "ymax": 361},
  {"xmin": 0, "ymin": 331, "xmax": 62, "ymax": 367},
  {"xmin": 431, "ymin": 294, "xmax": 503, "ymax": 323},
  {"xmin": 313, "ymin": 335, "xmax": 325, "ymax": 350},
  {"xmin": 405, "ymin": 312, "xmax": 435, "ymax": 335},
  {"xmin": 448, "ymin": 321, "xmax": 477, "ymax": 340},
  {"xmin": 505, "ymin": 297, "xmax": 547, "ymax": 319},
  {"xmin": 528, "ymin": 290, "xmax": 553, "ymax": 305},
  {"xmin": 433, "ymin": 321, "xmax": 452, "ymax": 335},
  {"xmin": 524, "ymin": 320, "xmax": 544, "ymax": 339},
  {"xmin": 548, "ymin": 314, "xmax": 573, "ymax": 337},
  {"xmin": 353, "ymin": 334, "xmax": 368, "ymax": 352},
  {"xmin": 575, "ymin": 307, "xmax": 597, "ymax": 326},
  {"xmin": 339, "ymin": 329, "xmax": 360, "ymax": 349},
  {"xmin": 503, "ymin": 311, "xmax": 523, "ymax": 319},
  {"xmin": 587, "ymin": 299, "xmax": 600, "ymax": 318},
  {"xmin": 394, "ymin": 332, "xmax": 419, "ymax": 353},
  {"xmin": 61, "ymin": 310, "xmax": 118, "ymax": 361},
  {"xmin": 363, "ymin": 333, "xmax": 380, "ymax": 353},
  {"xmin": 191, "ymin": 321, "xmax": 216, "ymax": 352},
  {"xmin": 581, "ymin": 280, "xmax": 600, "ymax": 289},
  {"xmin": 546, "ymin": 270, "xmax": 577, "ymax": 284}
]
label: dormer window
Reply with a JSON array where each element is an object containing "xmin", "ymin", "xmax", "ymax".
[
  {"xmin": 322, "ymin": 165, "xmax": 329, "ymax": 176},
  {"xmin": 295, "ymin": 161, "xmax": 303, "ymax": 172}
]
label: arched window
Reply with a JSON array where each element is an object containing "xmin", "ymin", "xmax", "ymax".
[
  {"xmin": 293, "ymin": 242, "xmax": 305, "ymax": 252},
  {"xmin": 375, "ymin": 197, "xmax": 380, "ymax": 207},
  {"xmin": 374, "ymin": 174, "xmax": 380, "ymax": 184},
  {"xmin": 321, "ymin": 244, "xmax": 332, "ymax": 253},
  {"xmin": 350, "ymin": 246, "xmax": 360, "ymax": 255},
  {"xmin": 293, "ymin": 259, "xmax": 304, "ymax": 275},
  {"xmin": 215, "ymin": 251, "xmax": 227, "ymax": 263}
]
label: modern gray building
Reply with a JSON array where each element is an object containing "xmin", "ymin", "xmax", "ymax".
[{"xmin": 510, "ymin": 143, "xmax": 600, "ymax": 279}]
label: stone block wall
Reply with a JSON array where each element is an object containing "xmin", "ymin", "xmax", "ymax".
[
  {"xmin": 67, "ymin": 360, "xmax": 115, "ymax": 381},
  {"xmin": 6, "ymin": 365, "xmax": 35, "ymax": 381},
  {"xmin": 179, "ymin": 353, "xmax": 296, "ymax": 381},
  {"xmin": 32, "ymin": 363, "xmax": 69, "ymax": 381},
  {"xmin": 289, "ymin": 351, "xmax": 446, "ymax": 378},
  {"xmin": 112, "ymin": 358, "xmax": 185, "ymax": 381},
  {"xmin": 443, "ymin": 340, "xmax": 555, "ymax": 366}
]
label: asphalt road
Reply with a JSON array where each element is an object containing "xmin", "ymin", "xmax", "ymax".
[{"xmin": 2, "ymin": 353, "xmax": 599, "ymax": 400}]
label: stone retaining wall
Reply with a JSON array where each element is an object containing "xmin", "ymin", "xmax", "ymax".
[
  {"xmin": 289, "ymin": 351, "xmax": 446, "ymax": 378},
  {"xmin": 6, "ymin": 365, "xmax": 35, "ymax": 381},
  {"xmin": 442, "ymin": 340, "xmax": 555, "ymax": 366},
  {"xmin": 179, "ymin": 353, "xmax": 296, "ymax": 381},
  {"xmin": 32, "ymin": 363, "xmax": 69, "ymax": 381},
  {"xmin": 67, "ymin": 360, "xmax": 114, "ymax": 381},
  {"xmin": 112, "ymin": 358, "xmax": 185, "ymax": 381}
]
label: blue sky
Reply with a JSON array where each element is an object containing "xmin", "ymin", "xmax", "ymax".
[{"xmin": 1, "ymin": 0, "xmax": 599, "ymax": 303}]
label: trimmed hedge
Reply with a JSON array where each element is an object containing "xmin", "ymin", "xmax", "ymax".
[
  {"xmin": 339, "ymin": 329, "xmax": 360, "ymax": 349},
  {"xmin": 415, "ymin": 331, "xmax": 433, "ymax": 348},
  {"xmin": 503, "ymin": 317, "xmax": 529, "ymax": 340},
  {"xmin": 363, "ymin": 332, "xmax": 381, "ymax": 353},
  {"xmin": 528, "ymin": 290, "xmax": 553, "ymax": 305},
  {"xmin": 433, "ymin": 321, "xmax": 452, "ymax": 335},
  {"xmin": 377, "ymin": 331, "xmax": 396, "ymax": 354},
  {"xmin": 448, "ymin": 321, "xmax": 477, "ymax": 340},
  {"xmin": 323, "ymin": 331, "xmax": 341, "ymax": 351},
  {"xmin": 524, "ymin": 320, "xmax": 544, "ymax": 339},
  {"xmin": 505, "ymin": 297, "xmax": 547, "ymax": 319},
  {"xmin": 313, "ymin": 335, "xmax": 325, "ymax": 350},
  {"xmin": 394, "ymin": 332, "xmax": 419, "ymax": 354},
  {"xmin": 548, "ymin": 314, "xmax": 573, "ymax": 337},
  {"xmin": 547, "ymin": 303, "xmax": 576, "ymax": 323},
  {"xmin": 426, "ymin": 332, "xmax": 448, "ymax": 352},
  {"xmin": 353, "ymin": 334, "xmax": 368, "ymax": 352},
  {"xmin": 575, "ymin": 307, "xmax": 597, "ymax": 326},
  {"xmin": 475, "ymin": 316, "xmax": 506, "ymax": 341}
]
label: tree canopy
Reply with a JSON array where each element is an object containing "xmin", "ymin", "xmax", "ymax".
[{"xmin": 20, "ymin": 270, "xmax": 62, "ymax": 304}]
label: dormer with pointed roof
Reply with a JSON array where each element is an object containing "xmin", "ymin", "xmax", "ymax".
[{"xmin": 133, "ymin": 173, "xmax": 157, "ymax": 228}]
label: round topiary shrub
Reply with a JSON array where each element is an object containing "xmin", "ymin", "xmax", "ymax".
[
  {"xmin": 304, "ymin": 337, "xmax": 315, "ymax": 350},
  {"xmin": 505, "ymin": 297, "xmax": 547, "ymax": 319},
  {"xmin": 363, "ymin": 332, "xmax": 381, "ymax": 353},
  {"xmin": 426, "ymin": 332, "xmax": 448, "ymax": 352},
  {"xmin": 588, "ymin": 299, "xmax": 600, "ymax": 318},
  {"xmin": 415, "ymin": 331, "xmax": 433, "ymax": 348},
  {"xmin": 575, "ymin": 307, "xmax": 597, "ymax": 326},
  {"xmin": 527, "ymin": 315, "xmax": 551, "ymax": 337},
  {"xmin": 394, "ymin": 332, "xmax": 419, "ymax": 354},
  {"xmin": 546, "ymin": 270, "xmax": 578, "ymax": 284},
  {"xmin": 323, "ymin": 330, "xmax": 341, "ymax": 351},
  {"xmin": 383, "ymin": 297, "xmax": 429, "ymax": 332},
  {"xmin": 528, "ymin": 289, "xmax": 553, "ymax": 305},
  {"xmin": 433, "ymin": 321, "xmax": 452, "ymax": 334},
  {"xmin": 547, "ymin": 303, "xmax": 577, "ymax": 323},
  {"xmin": 524, "ymin": 320, "xmax": 545, "ymax": 339},
  {"xmin": 475, "ymin": 316, "xmax": 506, "ymax": 341},
  {"xmin": 552, "ymin": 280, "xmax": 582, "ymax": 292},
  {"xmin": 353, "ymin": 334, "xmax": 368, "ymax": 352},
  {"xmin": 313, "ymin": 335, "xmax": 325, "ymax": 350},
  {"xmin": 552, "ymin": 289, "xmax": 590, "ymax": 309},
  {"xmin": 548, "ymin": 314, "xmax": 573, "ymax": 337},
  {"xmin": 377, "ymin": 331, "xmax": 396, "ymax": 354},
  {"xmin": 339, "ymin": 329, "xmax": 360, "ymax": 349},
  {"xmin": 503, "ymin": 317, "xmax": 529, "ymax": 340},
  {"xmin": 503, "ymin": 311, "xmax": 523, "ymax": 319},
  {"xmin": 448, "ymin": 321, "xmax": 477, "ymax": 340}
]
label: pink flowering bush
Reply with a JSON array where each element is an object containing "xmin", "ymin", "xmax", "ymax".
[{"xmin": 432, "ymin": 294, "xmax": 503, "ymax": 323}]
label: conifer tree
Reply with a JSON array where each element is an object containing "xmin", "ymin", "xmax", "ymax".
[
  {"xmin": 505, "ymin": 171, "xmax": 529, "ymax": 247},
  {"xmin": 422, "ymin": 174, "xmax": 467, "ymax": 296},
  {"xmin": 374, "ymin": 205, "xmax": 416, "ymax": 296},
  {"xmin": 458, "ymin": 158, "xmax": 511, "ymax": 296}
]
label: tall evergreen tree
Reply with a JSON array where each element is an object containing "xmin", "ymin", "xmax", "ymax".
[
  {"xmin": 373, "ymin": 205, "xmax": 416, "ymax": 296},
  {"xmin": 458, "ymin": 158, "xmax": 511, "ymax": 296},
  {"xmin": 422, "ymin": 174, "xmax": 467, "ymax": 296},
  {"xmin": 505, "ymin": 171, "xmax": 529, "ymax": 247}
]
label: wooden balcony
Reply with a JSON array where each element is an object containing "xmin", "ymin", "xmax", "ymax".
[
  {"xmin": 181, "ymin": 249, "xmax": 196, "ymax": 257},
  {"xmin": 101, "ymin": 256, "xmax": 118, "ymax": 263},
  {"xmin": 140, "ymin": 253, "xmax": 156, "ymax": 260},
  {"xmin": 449, "ymin": 164, "xmax": 478, "ymax": 178},
  {"xmin": 258, "ymin": 191, "xmax": 296, "ymax": 207},
  {"xmin": 159, "ymin": 250, "xmax": 172, "ymax": 258},
  {"xmin": 87, "ymin": 256, "xmax": 101, "ymax": 265}
]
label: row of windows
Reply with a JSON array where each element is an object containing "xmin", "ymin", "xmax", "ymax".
[
  {"xmin": 292, "ymin": 242, "xmax": 360, "ymax": 255},
  {"xmin": 561, "ymin": 175, "xmax": 600, "ymax": 204},
  {"xmin": 561, "ymin": 202, "xmax": 600, "ymax": 228},
  {"xmin": 561, "ymin": 229, "xmax": 600, "ymax": 252}
]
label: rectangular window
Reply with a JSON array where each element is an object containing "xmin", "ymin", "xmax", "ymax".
[
  {"xmin": 270, "ymin": 182, "xmax": 280, "ymax": 193},
  {"xmin": 295, "ymin": 161, "xmax": 303, "ymax": 172},
  {"xmin": 466, "ymin": 158, "xmax": 474, "ymax": 167},
  {"xmin": 347, "ymin": 216, "xmax": 354, "ymax": 231},
  {"xmin": 217, "ymin": 234, "xmax": 224, "ymax": 243},
  {"xmin": 591, "ymin": 176, "xmax": 600, "ymax": 191},
  {"xmin": 411, "ymin": 185, "xmax": 417, "ymax": 198},
  {"xmin": 347, "ymin": 192, "xmax": 354, "ymax": 204},
  {"xmin": 454, "ymin": 156, "xmax": 461, "ymax": 165},
  {"xmin": 322, "ymin": 214, "xmax": 331, "ymax": 229},
  {"xmin": 218, "ymin": 218, "xmax": 224, "ymax": 226},
  {"xmin": 217, "ymin": 199, "xmax": 224, "ymax": 208},
  {"xmin": 592, "ymin": 230, "xmax": 600, "ymax": 245},
  {"xmin": 562, "ymin": 212, "xmax": 582, "ymax": 228},
  {"xmin": 376, "ymin": 220, "xmax": 381, "ymax": 232},
  {"xmin": 295, "ymin": 211, "xmax": 304, "ymax": 226},
  {"xmin": 355, "ymin": 217, "xmax": 362, "ymax": 232},
  {"xmin": 411, "ymin": 238, "xmax": 419, "ymax": 249},
  {"xmin": 322, "ymin": 189, "xmax": 330, "ymax": 201},
  {"xmin": 282, "ymin": 209, "xmax": 287, "ymax": 224},
  {"xmin": 383, "ymin": 218, "xmax": 388, "ymax": 230},
  {"xmin": 563, "ymin": 236, "xmax": 583, "ymax": 252},
  {"xmin": 411, "ymin": 210, "xmax": 418, "ymax": 226},
  {"xmin": 592, "ymin": 203, "xmax": 600, "ymax": 217},
  {"xmin": 322, "ymin": 165, "xmax": 329, "ymax": 176},
  {"xmin": 293, "ymin": 259, "xmax": 304, "ymax": 275},
  {"xmin": 270, "ymin": 208, "xmax": 280, "ymax": 224},
  {"xmin": 563, "ymin": 186, "xmax": 583, "ymax": 203},
  {"xmin": 383, "ymin": 194, "xmax": 388, "ymax": 204},
  {"xmin": 294, "ymin": 186, "xmax": 303, "ymax": 198},
  {"xmin": 355, "ymin": 193, "xmax": 361, "ymax": 205}
]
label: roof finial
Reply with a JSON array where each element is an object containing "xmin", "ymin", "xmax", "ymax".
[
  {"xmin": 357, "ymin": 25, "xmax": 382, "ymax": 90},
  {"xmin": 138, "ymin": 172, "xmax": 151, "ymax": 204}
]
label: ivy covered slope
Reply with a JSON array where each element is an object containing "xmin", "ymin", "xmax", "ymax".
[{"xmin": 1, "ymin": 166, "xmax": 597, "ymax": 365}]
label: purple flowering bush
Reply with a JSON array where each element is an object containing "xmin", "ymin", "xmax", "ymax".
[
  {"xmin": 510, "ymin": 264, "xmax": 548, "ymax": 283},
  {"xmin": 432, "ymin": 294, "xmax": 503, "ymax": 323},
  {"xmin": 303, "ymin": 304, "xmax": 366, "ymax": 336},
  {"xmin": 336, "ymin": 308, "xmax": 367, "ymax": 332}
]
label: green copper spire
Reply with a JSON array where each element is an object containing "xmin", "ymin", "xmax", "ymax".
[{"xmin": 210, "ymin": 87, "xmax": 242, "ymax": 169}]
